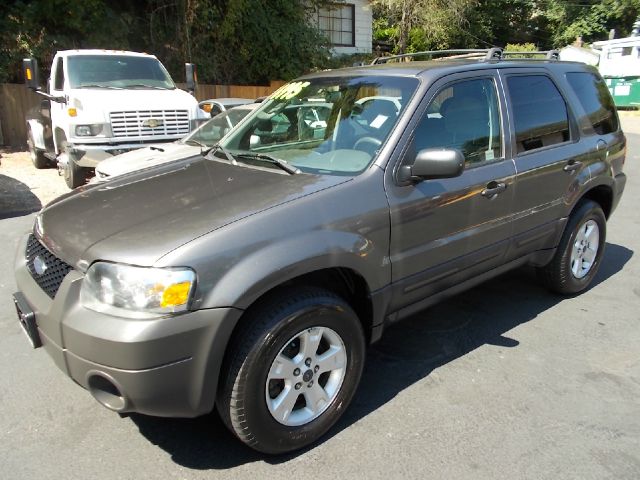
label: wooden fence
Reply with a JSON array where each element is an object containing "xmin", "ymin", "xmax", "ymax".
[{"xmin": 0, "ymin": 80, "xmax": 286, "ymax": 148}]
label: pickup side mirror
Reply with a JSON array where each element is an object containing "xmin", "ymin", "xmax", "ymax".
[
  {"xmin": 398, "ymin": 148, "xmax": 465, "ymax": 182},
  {"xmin": 185, "ymin": 63, "xmax": 197, "ymax": 95},
  {"xmin": 23, "ymin": 58, "xmax": 40, "ymax": 91}
]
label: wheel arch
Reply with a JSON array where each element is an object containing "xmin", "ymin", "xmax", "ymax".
[
  {"xmin": 26, "ymin": 119, "xmax": 46, "ymax": 150},
  {"xmin": 576, "ymin": 183, "xmax": 614, "ymax": 219},
  {"xmin": 230, "ymin": 267, "xmax": 375, "ymax": 346}
]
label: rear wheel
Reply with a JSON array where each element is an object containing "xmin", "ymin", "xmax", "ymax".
[
  {"xmin": 217, "ymin": 287, "xmax": 366, "ymax": 454},
  {"xmin": 27, "ymin": 128, "xmax": 50, "ymax": 169},
  {"xmin": 537, "ymin": 199, "xmax": 606, "ymax": 294}
]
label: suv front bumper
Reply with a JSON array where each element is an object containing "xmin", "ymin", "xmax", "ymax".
[{"xmin": 14, "ymin": 234, "xmax": 242, "ymax": 417}]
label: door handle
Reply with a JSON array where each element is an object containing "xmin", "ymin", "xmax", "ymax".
[
  {"xmin": 563, "ymin": 161, "xmax": 582, "ymax": 172},
  {"xmin": 481, "ymin": 181, "xmax": 507, "ymax": 198},
  {"xmin": 596, "ymin": 139, "xmax": 608, "ymax": 151}
]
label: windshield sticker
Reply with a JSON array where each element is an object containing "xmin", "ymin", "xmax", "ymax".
[
  {"xmin": 370, "ymin": 115, "xmax": 388, "ymax": 129},
  {"xmin": 272, "ymin": 81, "xmax": 311, "ymax": 101}
]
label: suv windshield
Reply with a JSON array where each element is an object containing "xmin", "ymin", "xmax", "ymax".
[
  {"xmin": 182, "ymin": 108, "xmax": 254, "ymax": 147},
  {"xmin": 220, "ymin": 75, "xmax": 419, "ymax": 175},
  {"xmin": 67, "ymin": 55, "xmax": 175, "ymax": 89}
]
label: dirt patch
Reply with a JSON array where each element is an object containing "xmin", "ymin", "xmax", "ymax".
[{"xmin": 0, "ymin": 149, "xmax": 69, "ymax": 209}]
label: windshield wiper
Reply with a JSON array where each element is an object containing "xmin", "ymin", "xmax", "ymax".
[
  {"xmin": 235, "ymin": 152, "xmax": 301, "ymax": 175},
  {"xmin": 183, "ymin": 139, "xmax": 208, "ymax": 149},
  {"xmin": 208, "ymin": 143, "xmax": 238, "ymax": 165},
  {"xmin": 77, "ymin": 84, "xmax": 123, "ymax": 89},
  {"xmin": 127, "ymin": 84, "xmax": 169, "ymax": 90}
]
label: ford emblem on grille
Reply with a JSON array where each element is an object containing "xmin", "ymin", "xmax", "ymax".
[
  {"xmin": 142, "ymin": 118, "xmax": 163, "ymax": 128},
  {"xmin": 33, "ymin": 255, "xmax": 48, "ymax": 276}
]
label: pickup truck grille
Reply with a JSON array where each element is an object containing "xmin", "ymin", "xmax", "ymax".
[
  {"xmin": 110, "ymin": 110, "xmax": 190, "ymax": 138},
  {"xmin": 25, "ymin": 234, "xmax": 72, "ymax": 299}
]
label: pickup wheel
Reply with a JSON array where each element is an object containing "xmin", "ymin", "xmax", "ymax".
[
  {"xmin": 217, "ymin": 287, "xmax": 365, "ymax": 454},
  {"xmin": 537, "ymin": 200, "xmax": 606, "ymax": 295},
  {"xmin": 63, "ymin": 159, "xmax": 89, "ymax": 189},
  {"xmin": 27, "ymin": 128, "xmax": 50, "ymax": 169},
  {"xmin": 60, "ymin": 146, "xmax": 90, "ymax": 189}
]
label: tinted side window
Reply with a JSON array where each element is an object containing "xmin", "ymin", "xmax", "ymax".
[
  {"xmin": 413, "ymin": 78, "xmax": 502, "ymax": 165},
  {"xmin": 566, "ymin": 72, "xmax": 619, "ymax": 135},
  {"xmin": 507, "ymin": 75, "xmax": 570, "ymax": 153},
  {"xmin": 53, "ymin": 58, "xmax": 64, "ymax": 90}
]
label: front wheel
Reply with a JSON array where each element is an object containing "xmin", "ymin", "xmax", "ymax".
[
  {"xmin": 217, "ymin": 287, "xmax": 366, "ymax": 454},
  {"xmin": 60, "ymin": 143, "xmax": 90, "ymax": 189},
  {"xmin": 537, "ymin": 199, "xmax": 606, "ymax": 294}
]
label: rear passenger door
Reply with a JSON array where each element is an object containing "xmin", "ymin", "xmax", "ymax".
[
  {"xmin": 499, "ymin": 69, "xmax": 585, "ymax": 260},
  {"xmin": 386, "ymin": 71, "xmax": 516, "ymax": 313}
]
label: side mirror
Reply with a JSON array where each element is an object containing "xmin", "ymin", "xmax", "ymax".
[
  {"xmin": 185, "ymin": 63, "xmax": 197, "ymax": 95},
  {"xmin": 23, "ymin": 58, "xmax": 40, "ymax": 91},
  {"xmin": 398, "ymin": 148, "xmax": 465, "ymax": 182}
]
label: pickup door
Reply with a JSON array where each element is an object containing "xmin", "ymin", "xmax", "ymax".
[{"xmin": 385, "ymin": 70, "xmax": 516, "ymax": 316}]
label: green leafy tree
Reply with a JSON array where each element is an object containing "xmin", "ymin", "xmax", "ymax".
[
  {"xmin": 544, "ymin": 0, "xmax": 640, "ymax": 46},
  {"xmin": 372, "ymin": 0, "xmax": 477, "ymax": 54}
]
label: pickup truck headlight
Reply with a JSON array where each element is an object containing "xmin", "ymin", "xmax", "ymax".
[
  {"xmin": 75, "ymin": 124, "xmax": 104, "ymax": 136},
  {"xmin": 80, "ymin": 262, "xmax": 196, "ymax": 319}
]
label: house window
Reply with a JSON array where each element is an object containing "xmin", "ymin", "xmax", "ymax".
[{"xmin": 318, "ymin": 3, "xmax": 355, "ymax": 47}]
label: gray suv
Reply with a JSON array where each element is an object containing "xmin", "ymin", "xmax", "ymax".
[{"xmin": 13, "ymin": 49, "xmax": 627, "ymax": 454}]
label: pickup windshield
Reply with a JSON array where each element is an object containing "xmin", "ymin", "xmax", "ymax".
[
  {"xmin": 67, "ymin": 55, "xmax": 175, "ymax": 89},
  {"xmin": 220, "ymin": 75, "xmax": 418, "ymax": 176}
]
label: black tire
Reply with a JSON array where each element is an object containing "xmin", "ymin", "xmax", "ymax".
[
  {"xmin": 63, "ymin": 158, "xmax": 90, "ymax": 189},
  {"xmin": 217, "ymin": 287, "xmax": 366, "ymax": 454},
  {"xmin": 537, "ymin": 199, "xmax": 606, "ymax": 295},
  {"xmin": 27, "ymin": 128, "xmax": 50, "ymax": 169}
]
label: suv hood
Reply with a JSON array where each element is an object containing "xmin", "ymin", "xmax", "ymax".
[
  {"xmin": 93, "ymin": 142, "xmax": 199, "ymax": 180},
  {"xmin": 38, "ymin": 158, "xmax": 349, "ymax": 268}
]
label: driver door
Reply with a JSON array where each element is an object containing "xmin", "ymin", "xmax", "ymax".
[
  {"xmin": 49, "ymin": 56, "xmax": 66, "ymax": 154},
  {"xmin": 385, "ymin": 71, "xmax": 516, "ymax": 314}
]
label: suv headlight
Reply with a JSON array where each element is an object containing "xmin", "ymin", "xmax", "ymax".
[
  {"xmin": 80, "ymin": 262, "xmax": 196, "ymax": 318},
  {"xmin": 75, "ymin": 124, "xmax": 104, "ymax": 136}
]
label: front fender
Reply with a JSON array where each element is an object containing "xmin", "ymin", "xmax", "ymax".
[{"xmin": 196, "ymin": 229, "xmax": 385, "ymax": 310}]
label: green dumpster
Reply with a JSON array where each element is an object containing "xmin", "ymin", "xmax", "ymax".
[{"xmin": 605, "ymin": 76, "xmax": 640, "ymax": 108}]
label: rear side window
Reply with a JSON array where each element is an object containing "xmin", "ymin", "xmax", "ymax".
[
  {"xmin": 566, "ymin": 72, "xmax": 619, "ymax": 135},
  {"xmin": 507, "ymin": 75, "xmax": 570, "ymax": 153}
]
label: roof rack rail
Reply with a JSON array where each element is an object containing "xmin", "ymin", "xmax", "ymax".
[
  {"xmin": 371, "ymin": 49, "xmax": 498, "ymax": 65},
  {"xmin": 370, "ymin": 48, "xmax": 561, "ymax": 65},
  {"xmin": 501, "ymin": 50, "xmax": 560, "ymax": 60}
]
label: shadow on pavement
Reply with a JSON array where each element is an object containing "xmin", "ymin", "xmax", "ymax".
[
  {"xmin": 130, "ymin": 242, "xmax": 633, "ymax": 469},
  {"xmin": 0, "ymin": 174, "xmax": 42, "ymax": 219}
]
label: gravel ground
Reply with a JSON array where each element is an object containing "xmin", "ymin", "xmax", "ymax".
[{"xmin": 0, "ymin": 150, "xmax": 67, "ymax": 217}]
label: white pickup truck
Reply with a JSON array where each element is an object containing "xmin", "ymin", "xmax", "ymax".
[{"xmin": 23, "ymin": 50, "xmax": 207, "ymax": 188}]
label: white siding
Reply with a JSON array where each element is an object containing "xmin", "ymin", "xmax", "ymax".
[{"xmin": 325, "ymin": 1, "xmax": 372, "ymax": 56}]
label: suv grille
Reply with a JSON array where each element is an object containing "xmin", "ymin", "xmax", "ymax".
[
  {"xmin": 25, "ymin": 234, "xmax": 72, "ymax": 299},
  {"xmin": 110, "ymin": 110, "xmax": 190, "ymax": 138}
]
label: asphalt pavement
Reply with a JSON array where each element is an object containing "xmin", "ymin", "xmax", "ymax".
[{"xmin": 1, "ymin": 117, "xmax": 639, "ymax": 480}]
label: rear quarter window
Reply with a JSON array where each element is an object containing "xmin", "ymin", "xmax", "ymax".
[
  {"xmin": 565, "ymin": 72, "xmax": 619, "ymax": 135},
  {"xmin": 506, "ymin": 75, "xmax": 570, "ymax": 154}
]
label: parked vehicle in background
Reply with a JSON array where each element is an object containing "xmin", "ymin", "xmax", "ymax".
[
  {"xmin": 13, "ymin": 49, "xmax": 626, "ymax": 455},
  {"xmin": 23, "ymin": 50, "xmax": 208, "ymax": 188},
  {"xmin": 93, "ymin": 103, "xmax": 260, "ymax": 181},
  {"xmin": 198, "ymin": 98, "xmax": 254, "ymax": 117}
]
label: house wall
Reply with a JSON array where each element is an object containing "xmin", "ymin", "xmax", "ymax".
[{"xmin": 331, "ymin": 0, "xmax": 372, "ymax": 56}]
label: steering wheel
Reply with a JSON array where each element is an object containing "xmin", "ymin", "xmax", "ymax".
[{"xmin": 353, "ymin": 136, "xmax": 382, "ymax": 154}]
